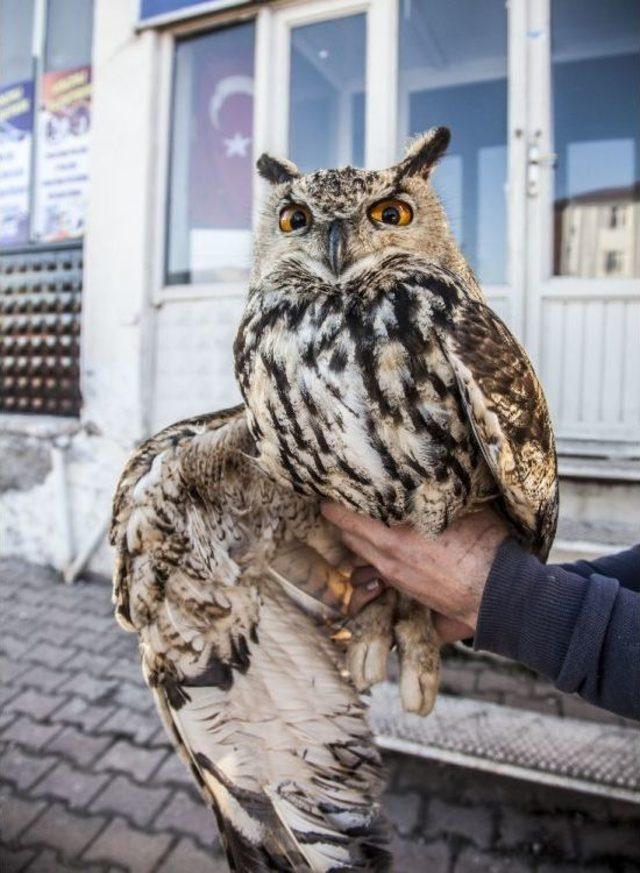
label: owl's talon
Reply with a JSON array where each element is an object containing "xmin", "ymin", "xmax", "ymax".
[
  {"xmin": 395, "ymin": 601, "xmax": 441, "ymax": 716},
  {"xmin": 399, "ymin": 661, "xmax": 439, "ymax": 715},
  {"xmin": 347, "ymin": 636, "xmax": 390, "ymax": 691}
]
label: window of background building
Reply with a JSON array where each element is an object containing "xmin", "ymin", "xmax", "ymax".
[
  {"xmin": 0, "ymin": 0, "xmax": 93, "ymax": 417},
  {"xmin": 166, "ymin": 22, "xmax": 255, "ymax": 285},
  {"xmin": 552, "ymin": 0, "xmax": 639, "ymax": 278},
  {"xmin": 397, "ymin": 0, "xmax": 508, "ymax": 286},
  {"xmin": 288, "ymin": 14, "xmax": 366, "ymax": 173},
  {"xmin": 0, "ymin": 0, "xmax": 94, "ymax": 247}
]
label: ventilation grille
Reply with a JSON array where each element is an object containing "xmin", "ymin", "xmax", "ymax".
[{"xmin": 0, "ymin": 247, "xmax": 82, "ymax": 417}]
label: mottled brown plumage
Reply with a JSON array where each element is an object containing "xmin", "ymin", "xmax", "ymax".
[{"xmin": 111, "ymin": 127, "xmax": 558, "ymax": 871}]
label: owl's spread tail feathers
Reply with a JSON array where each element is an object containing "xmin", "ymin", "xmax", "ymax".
[{"xmin": 151, "ymin": 581, "xmax": 391, "ymax": 872}]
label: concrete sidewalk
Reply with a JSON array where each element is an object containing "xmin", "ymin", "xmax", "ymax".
[{"xmin": 1, "ymin": 558, "xmax": 638, "ymax": 872}]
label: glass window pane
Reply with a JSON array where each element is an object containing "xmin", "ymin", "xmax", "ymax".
[
  {"xmin": 552, "ymin": 0, "xmax": 640, "ymax": 278},
  {"xmin": 289, "ymin": 14, "xmax": 366, "ymax": 173},
  {"xmin": 398, "ymin": 0, "xmax": 507, "ymax": 285},
  {"xmin": 0, "ymin": 0, "xmax": 35, "ymax": 86},
  {"xmin": 0, "ymin": 0, "xmax": 35, "ymax": 247},
  {"xmin": 45, "ymin": 0, "xmax": 94, "ymax": 72},
  {"xmin": 166, "ymin": 23, "xmax": 255, "ymax": 285}
]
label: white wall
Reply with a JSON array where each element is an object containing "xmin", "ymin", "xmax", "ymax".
[{"xmin": 0, "ymin": 0, "xmax": 159, "ymax": 577}]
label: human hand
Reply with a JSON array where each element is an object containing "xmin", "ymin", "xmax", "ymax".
[{"xmin": 321, "ymin": 502, "xmax": 509, "ymax": 636}]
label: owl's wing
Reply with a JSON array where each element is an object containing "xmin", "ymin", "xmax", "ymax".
[
  {"xmin": 435, "ymin": 288, "xmax": 558, "ymax": 559},
  {"xmin": 110, "ymin": 406, "xmax": 389, "ymax": 872}
]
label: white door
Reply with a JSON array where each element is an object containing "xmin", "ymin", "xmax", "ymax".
[{"xmin": 524, "ymin": 0, "xmax": 640, "ymax": 458}]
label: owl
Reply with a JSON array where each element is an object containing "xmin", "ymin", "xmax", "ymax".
[{"xmin": 111, "ymin": 127, "xmax": 558, "ymax": 872}]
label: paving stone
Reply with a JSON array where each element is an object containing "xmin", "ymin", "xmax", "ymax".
[
  {"xmin": 34, "ymin": 761, "xmax": 111, "ymax": 809},
  {"xmin": 480, "ymin": 669, "xmax": 534, "ymax": 694},
  {"xmin": 0, "ymin": 634, "xmax": 31, "ymax": 659},
  {"xmin": 21, "ymin": 641, "xmax": 73, "ymax": 669},
  {"xmin": 580, "ymin": 821, "xmax": 640, "ymax": 863},
  {"xmin": 0, "ymin": 745, "xmax": 58, "ymax": 791},
  {"xmin": 156, "ymin": 837, "xmax": 228, "ymax": 873},
  {"xmin": 152, "ymin": 751, "xmax": 192, "ymax": 788},
  {"xmin": 73, "ymin": 628, "xmax": 117, "ymax": 654},
  {"xmin": 18, "ymin": 663, "xmax": 72, "ymax": 694},
  {"xmin": 498, "ymin": 808, "xmax": 575, "ymax": 859},
  {"xmin": 82, "ymin": 817, "xmax": 173, "ymax": 872},
  {"xmin": 0, "ymin": 656, "xmax": 30, "ymax": 684},
  {"xmin": 505, "ymin": 695, "xmax": 561, "ymax": 716},
  {"xmin": 384, "ymin": 791, "xmax": 422, "ymax": 837},
  {"xmin": 454, "ymin": 846, "xmax": 533, "ymax": 872},
  {"xmin": 23, "ymin": 802, "xmax": 107, "ymax": 859},
  {"xmin": 0, "ymin": 710, "xmax": 18, "ymax": 732},
  {"xmin": 0, "ymin": 685, "xmax": 22, "ymax": 708},
  {"xmin": 440, "ymin": 664, "xmax": 479, "ymax": 695},
  {"xmin": 425, "ymin": 798, "xmax": 494, "ymax": 850},
  {"xmin": 23, "ymin": 849, "xmax": 71, "ymax": 872},
  {"xmin": 152, "ymin": 790, "xmax": 218, "ymax": 845},
  {"xmin": 390, "ymin": 834, "xmax": 450, "ymax": 870},
  {"xmin": 105, "ymin": 658, "xmax": 145, "ymax": 685},
  {"xmin": 0, "ymin": 794, "xmax": 47, "ymax": 842},
  {"xmin": 95, "ymin": 740, "xmax": 168, "ymax": 782},
  {"xmin": 6, "ymin": 689, "xmax": 66, "ymax": 721},
  {"xmin": 33, "ymin": 623, "xmax": 75, "ymax": 647},
  {"xmin": 45, "ymin": 724, "xmax": 113, "ymax": 767},
  {"xmin": 0, "ymin": 846, "xmax": 38, "ymax": 872},
  {"xmin": 51, "ymin": 696, "xmax": 115, "ymax": 732},
  {"xmin": 90, "ymin": 775, "xmax": 170, "ymax": 828},
  {"xmin": 57, "ymin": 673, "xmax": 119, "ymax": 705},
  {"xmin": 113, "ymin": 682, "xmax": 155, "ymax": 713},
  {"xmin": 70, "ymin": 650, "xmax": 114, "ymax": 678},
  {"xmin": 1, "ymin": 716, "xmax": 63, "ymax": 750},
  {"xmin": 98, "ymin": 708, "xmax": 160, "ymax": 745}
]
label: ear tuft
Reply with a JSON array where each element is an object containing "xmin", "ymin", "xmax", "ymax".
[
  {"xmin": 256, "ymin": 153, "xmax": 301, "ymax": 185},
  {"xmin": 396, "ymin": 127, "xmax": 451, "ymax": 180}
]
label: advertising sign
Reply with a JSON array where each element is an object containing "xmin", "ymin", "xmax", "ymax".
[
  {"xmin": 0, "ymin": 80, "xmax": 34, "ymax": 247},
  {"xmin": 34, "ymin": 65, "xmax": 91, "ymax": 242}
]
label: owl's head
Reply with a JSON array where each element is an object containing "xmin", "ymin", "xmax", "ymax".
[{"xmin": 252, "ymin": 127, "xmax": 465, "ymax": 285}]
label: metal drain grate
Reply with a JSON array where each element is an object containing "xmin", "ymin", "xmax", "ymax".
[{"xmin": 369, "ymin": 683, "xmax": 640, "ymax": 804}]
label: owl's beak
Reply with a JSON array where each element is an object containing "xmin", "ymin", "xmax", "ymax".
[{"xmin": 327, "ymin": 219, "xmax": 345, "ymax": 276}]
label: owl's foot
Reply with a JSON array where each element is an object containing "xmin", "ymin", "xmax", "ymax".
[
  {"xmin": 346, "ymin": 588, "xmax": 397, "ymax": 691},
  {"xmin": 395, "ymin": 602, "xmax": 441, "ymax": 716}
]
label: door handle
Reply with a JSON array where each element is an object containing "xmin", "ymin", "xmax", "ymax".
[{"xmin": 527, "ymin": 142, "xmax": 557, "ymax": 197}]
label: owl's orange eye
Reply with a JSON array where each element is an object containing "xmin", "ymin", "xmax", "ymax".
[
  {"xmin": 368, "ymin": 199, "xmax": 413, "ymax": 227},
  {"xmin": 279, "ymin": 204, "xmax": 312, "ymax": 233}
]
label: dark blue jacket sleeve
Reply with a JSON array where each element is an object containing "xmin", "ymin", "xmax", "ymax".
[
  {"xmin": 558, "ymin": 545, "xmax": 640, "ymax": 592},
  {"xmin": 474, "ymin": 539, "xmax": 640, "ymax": 721}
]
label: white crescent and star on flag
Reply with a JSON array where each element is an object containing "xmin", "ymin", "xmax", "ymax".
[{"xmin": 209, "ymin": 74, "xmax": 253, "ymax": 159}]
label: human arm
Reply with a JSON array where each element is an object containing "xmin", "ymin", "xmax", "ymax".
[
  {"xmin": 477, "ymin": 539, "xmax": 640, "ymax": 720},
  {"xmin": 321, "ymin": 502, "xmax": 640, "ymax": 720}
]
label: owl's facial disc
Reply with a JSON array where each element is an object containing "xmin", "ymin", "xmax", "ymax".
[{"xmin": 254, "ymin": 126, "xmax": 454, "ymax": 283}]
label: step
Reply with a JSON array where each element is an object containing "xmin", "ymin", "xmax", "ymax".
[{"xmin": 369, "ymin": 683, "xmax": 640, "ymax": 804}]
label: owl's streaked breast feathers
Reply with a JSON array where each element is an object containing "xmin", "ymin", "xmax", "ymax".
[{"xmin": 111, "ymin": 127, "xmax": 558, "ymax": 871}]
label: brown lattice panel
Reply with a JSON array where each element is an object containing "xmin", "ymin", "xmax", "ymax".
[{"xmin": 0, "ymin": 246, "xmax": 82, "ymax": 417}]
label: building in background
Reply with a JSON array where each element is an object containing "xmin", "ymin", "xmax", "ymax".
[{"xmin": 1, "ymin": 0, "xmax": 639, "ymax": 576}]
